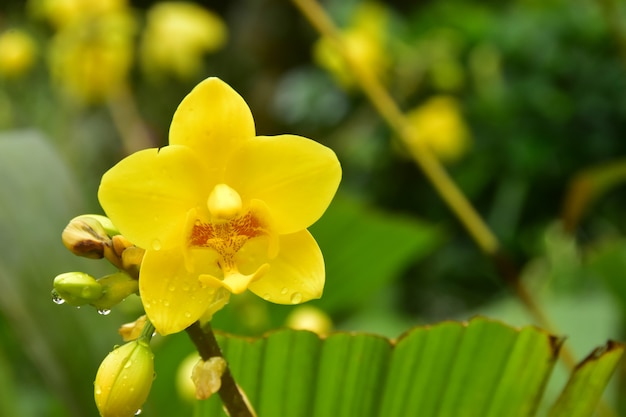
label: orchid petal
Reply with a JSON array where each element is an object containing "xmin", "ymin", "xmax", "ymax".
[
  {"xmin": 140, "ymin": 247, "xmax": 222, "ymax": 335},
  {"xmin": 98, "ymin": 146, "xmax": 210, "ymax": 251},
  {"xmin": 226, "ymin": 135, "xmax": 341, "ymax": 234},
  {"xmin": 247, "ymin": 230, "xmax": 324, "ymax": 304},
  {"xmin": 169, "ymin": 77, "xmax": 255, "ymax": 177}
]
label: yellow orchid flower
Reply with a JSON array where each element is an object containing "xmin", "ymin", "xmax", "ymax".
[{"xmin": 98, "ymin": 77, "xmax": 341, "ymax": 335}]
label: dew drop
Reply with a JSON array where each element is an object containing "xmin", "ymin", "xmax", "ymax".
[
  {"xmin": 124, "ymin": 360, "xmax": 133, "ymax": 369},
  {"xmin": 262, "ymin": 293, "xmax": 271, "ymax": 301},
  {"xmin": 182, "ymin": 284, "xmax": 191, "ymax": 292},
  {"xmin": 164, "ymin": 300, "xmax": 170, "ymax": 307},
  {"xmin": 51, "ymin": 291, "xmax": 65, "ymax": 305},
  {"xmin": 168, "ymin": 284, "xmax": 176, "ymax": 292},
  {"xmin": 184, "ymin": 311, "xmax": 192, "ymax": 318},
  {"xmin": 194, "ymin": 219, "xmax": 201, "ymax": 226},
  {"xmin": 151, "ymin": 239, "xmax": 162, "ymax": 251},
  {"xmin": 280, "ymin": 287, "xmax": 288, "ymax": 295},
  {"xmin": 97, "ymin": 309, "xmax": 111, "ymax": 316},
  {"xmin": 134, "ymin": 409, "xmax": 142, "ymax": 416},
  {"xmin": 290, "ymin": 292, "xmax": 303, "ymax": 304},
  {"xmin": 95, "ymin": 386, "xmax": 102, "ymax": 395}
]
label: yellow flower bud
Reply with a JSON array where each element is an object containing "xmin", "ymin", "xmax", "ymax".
[
  {"xmin": 92, "ymin": 272, "xmax": 138, "ymax": 311},
  {"xmin": 53, "ymin": 272, "xmax": 103, "ymax": 306},
  {"xmin": 94, "ymin": 340, "xmax": 154, "ymax": 417},
  {"xmin": 62, "ymin": 215, "xmax": 117, "ymax": 259}
]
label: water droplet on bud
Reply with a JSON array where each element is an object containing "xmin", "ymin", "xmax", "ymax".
[
  {"xmin": 151, "ymin": 239, "xmax": 161, "ymax": 251},
  {"xmin": 280, "ymin": 287, "xmax": 288, "ymax": 295},
  {"xmin": 134, "ymin": 409, "xmax": 142, "ymax": 415},
  {"xmin": 263, "ymin": 293, "xmax": 271, "ymax": 301},
  {"xmin": 97, "ymin": 309, "xmax": 111, "ymax": 316},
  {"xmin": 51, "ymin": 291, "xmax": 65, "ymax": 305}
]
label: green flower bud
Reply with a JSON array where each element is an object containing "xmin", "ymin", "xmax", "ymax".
[
  {"xmin": 92, "ymin": 272, "xmax": 139, "ymax": 310},
  {"xmin": 53, "ymin": 272, "xmax": 103, "ymax": 306},
  {"xmin": 62, "ymin": 215, "xmax": 118, "ymax": 259},
  {"xmin": 95, "ymin": 340, "xmax": 154, "ymax": 417}
]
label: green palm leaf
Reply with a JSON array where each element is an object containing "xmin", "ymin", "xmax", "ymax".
[{"xmin": 195, "ymin": 317, "xmax": 622, "ymax": 417}]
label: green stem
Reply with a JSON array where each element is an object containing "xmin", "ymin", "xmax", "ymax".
[
  {"xmin": 185, "ymin": 322, "xmax": 256, "ymax": 417},
  {"xmin": 139, "ymin": 318, "xmax": 156, "ymax": 343}
]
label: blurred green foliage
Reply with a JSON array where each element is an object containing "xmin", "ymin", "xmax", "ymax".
[{"xmin": 2, "ymin": 0, "xmax": 626, "ymax": 415}]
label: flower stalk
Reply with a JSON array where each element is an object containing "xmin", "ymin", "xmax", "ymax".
[{"xmin": 185, "ymin": 321, "xmax": 256, "ymax": 417}]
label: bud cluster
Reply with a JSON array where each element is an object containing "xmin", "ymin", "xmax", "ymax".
[
  {"xmin": 52, "ymin": 214, "xmax": 144, "ymax": 311},
  {"xmin": 53, "ymin": 214, "xmax": 158, "ymax": 417}
]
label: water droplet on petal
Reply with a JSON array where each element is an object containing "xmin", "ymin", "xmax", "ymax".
[
  {"xmin": 280, "ymin": 287, "xmax": 288, "ymax": 295},
  {"xmin": 135, "ymin": 409, "xmax": 142, "ymax": 415},
  {"xmin": 97, "ymin": 309, "xmax": 111, "ymax": 316},
  {"xmin": 51, "ymin": 291, "xmax": 65, "ymax": 305},
  {"xmin": 184, "ymin": 311, "xmax": 192, "ymax": 318},
  {"xmin": 124, "ymin": 360, "xmax": 132, "ymax": 369},
  {"xmin": 290, "ymin": 292, "xmax": 303, "ymax": 304},
  {"xmin": 151, "ymin": 239, "xmax": 162, "ymax": 251},
  {"xmin": 94, "ymin": 386, "xmax": 102, "ymax": 395},
  {"xmin": 263, "ymin": 293, "xmax": 271, "ymax": 301},
  {"xmin": 168, "ymin": 284, "xmax": 176, "ymax": 291}
]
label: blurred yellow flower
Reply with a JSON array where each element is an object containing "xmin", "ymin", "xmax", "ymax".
[
  {"xmin": 29, "ymin": 0, "xmax": 128, "ymax": 29},
  {"xmin": 0, "ymin": 29, "xmax": 37, "ymax": 78},
  {"xmin": 140, "ymin": 2, "xmax": 227, "ymax": 80},
  {"xmin": 48, "ymin": 11, "xmax": 135, "ymax": 103},
  {"xmin": 406, "ymin": 95, "xmax": 471, "ymax": 163},
  {"xmin": 313, "ymin": 2, "xmax": 390, "ymax": 89},
  {"xmin": 98, "ymin": 78, "xmax": 341, "ymax": 335},
  {"xmin": 286, "ymin": 305, "xmax": 332, "ymax": 334}
]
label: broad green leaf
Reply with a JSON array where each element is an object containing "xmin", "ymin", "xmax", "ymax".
[
  {"xmin": 196, "ymin": 317, "xmax": 564, "ymax": 417},
  {"xmin": 548, "ymin": 341, "xmax": 624, "ymax": 417},
  {"xmin": 309, "ymin": 196, "xmax": 443, "ymax": 313}
]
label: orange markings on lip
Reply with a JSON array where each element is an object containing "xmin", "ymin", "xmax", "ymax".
[{"xmin": 189, "ymin": 212, "xmax": 267, "ymax": 254}]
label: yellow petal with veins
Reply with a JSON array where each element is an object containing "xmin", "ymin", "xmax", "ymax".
[
  {"xmin": 226, "ymin": 135, "xmax": 341, "ymax": 234},
  {"xmin": 247, "ymin": 230, "xmax": 324, "ymax": 304},
  {"xmin": 99, "ymin": 145, "xmax": 211, "ymax": 251},
  {"xmin": 169, "ymin": 77, "xmax": 255, "ymax": 178},
  {"xmin": 140, "ymin": 247, "xmax": 223, "ymax": 335}
]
